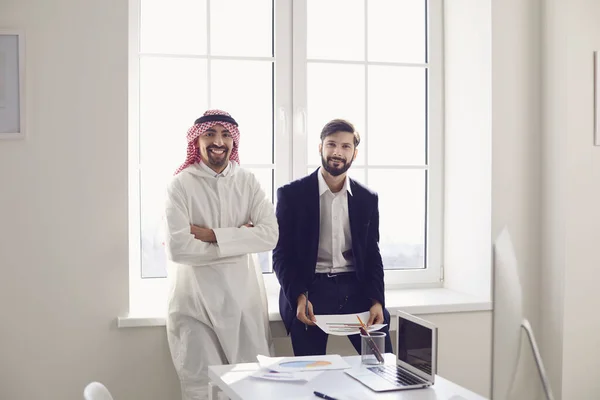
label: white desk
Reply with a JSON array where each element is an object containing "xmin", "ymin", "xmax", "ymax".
[{"xmin": 208, "ymin": 354, "xmax": 488, "ymax": 400}]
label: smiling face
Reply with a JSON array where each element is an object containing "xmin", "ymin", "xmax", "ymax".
[
  {"xmin": 319, "ymin": 131, "xmax": 358, "ymax": 177},
  {"xmin": 197, "ymin": 124, "xmax": 234, "ymax": 173}
]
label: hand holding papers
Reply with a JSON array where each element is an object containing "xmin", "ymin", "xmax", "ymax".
[{"xmin": 314, "ymin": 311, "xmax": 387, "ymax": 336}]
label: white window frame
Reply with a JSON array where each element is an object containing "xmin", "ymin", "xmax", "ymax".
[
  {"xmin": 286, "ymin": 0, "xmax": 444, "ymax": 288},
  {"xmin": 127, "ymin": 0, "xmax": 444, "ymax": 315}
]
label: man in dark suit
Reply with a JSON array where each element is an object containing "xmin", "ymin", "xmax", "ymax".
[{"xmin": 273, "ymin": 119, "xmax": 393, "ymax": 356}]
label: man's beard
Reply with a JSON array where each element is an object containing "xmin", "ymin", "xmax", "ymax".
[
  {"xmin": 321, "ymin": 154, "xmax": 353, "ymax": 176},
  {"xmin": 205, "ymin": 145, "xmax": 230, "ymax": 167}
]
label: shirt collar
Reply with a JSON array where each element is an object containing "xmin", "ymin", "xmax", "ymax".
[
  {"xmin": 317, "ymin": 167, "xmax": 353, "ymax": 196},
  {"xmin": 199, "ymin": 161, "xmax": 231, "ymax": 177}
]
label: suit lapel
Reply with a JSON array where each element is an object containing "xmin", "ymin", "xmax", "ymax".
[
  {"xmin": 307, "ymin": 170, "xmax": 321, "ymax": 261},
  {"xmin": 348, "ymin": 178, "xmax": 360, "ymax": 244}
]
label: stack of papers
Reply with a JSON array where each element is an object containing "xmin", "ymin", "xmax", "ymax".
[
  {"xmin": 252, "ymin": 354, "xmax": 351, "ymax": 382},
  {"xmin": 250, "ymin": 369, "xmax": 323, "ymax": 382},
  {"xmin": 257, "ymin": 354, "xmax": 351, "ymax": 372},
  {"xmin": 314, "ymin": 311, "xmax": 387, "ymax": 336}
]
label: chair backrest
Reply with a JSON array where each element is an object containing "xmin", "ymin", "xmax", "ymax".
[
  {"xmin": 492, "ymin": 227, "xmax": 523, "ymax": 400},
  {"xmin": 83, "ymin": 381, "xmax": 114, "ymax": 400}
]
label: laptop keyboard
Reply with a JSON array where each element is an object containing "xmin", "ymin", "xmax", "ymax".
[
  {"xmin": 419, "ymin": 363, "xmax": 432, "ymax": 375},
  {"xmin": 368, "ymin": 365, "xmax": 426, "ymax": 387}
]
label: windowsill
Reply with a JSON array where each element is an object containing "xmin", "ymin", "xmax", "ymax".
[{"xmin": 117, "ymin": 287, "xmax": 491, "ymax": 336}]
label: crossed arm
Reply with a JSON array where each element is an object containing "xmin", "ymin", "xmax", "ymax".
[
  {"xmin": 165, "ymin": 178, "xmax": 278, "ymax": 266},
  {"xmin": 189, "ymin": 222, "xmax": 254, "ymax": 243}
]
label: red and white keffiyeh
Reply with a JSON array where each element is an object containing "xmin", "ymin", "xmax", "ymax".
[{"xmin": 174, "ymin": 109, "xmax": 240, "ymax": 175}]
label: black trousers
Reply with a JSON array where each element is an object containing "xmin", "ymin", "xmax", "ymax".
[{"xmin": 289, "ymin": 272, "xmax": 393, "ymax": 356}]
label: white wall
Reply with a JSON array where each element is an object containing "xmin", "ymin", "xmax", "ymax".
[
  {"xmin": 540, "ymin": 0, "xmax": 567, "ymax": 396},
  {"xmin": 560, "ymin": 0, "xmax": 600, "ymax": 394},
  {"xmin": 491, "ymin": 0, "xmax": 543, "ymax": 398},
  {"xmin": 492, "ymin": 0, "xmax": 600, "ymax": 399},
  {"xmin": 541, "ymin": 0, "xmax": 600, "ymax": 398},
  {"xmin": 0, "ymin": 0, "xmax": 180, "ymax": 399},
  {"xmin": 421, "ymin": 312, "xmax": 491, "ymax": 397}
]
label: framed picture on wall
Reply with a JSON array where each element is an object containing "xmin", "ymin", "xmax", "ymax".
[{"xmin": 0, "ymin": 30, "xmax": 25, "ymax": 140}]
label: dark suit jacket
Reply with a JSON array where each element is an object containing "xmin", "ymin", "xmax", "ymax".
[{"xmin": 272, "ymin": 169, "xmax": 385, "ymax": 333}]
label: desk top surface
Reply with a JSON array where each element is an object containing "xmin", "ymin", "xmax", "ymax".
[{"xmin": 208, "ymin": 354, "xmax": 488, "ymax": 400}]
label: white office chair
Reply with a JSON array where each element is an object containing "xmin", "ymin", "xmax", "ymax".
[
  {"xmin": 492, "ymin": 228, "xmax": 554, "ymax": 400},
  {"xmin": 83, "ymin": 381, "xmax": 114, "ymax": 400}
]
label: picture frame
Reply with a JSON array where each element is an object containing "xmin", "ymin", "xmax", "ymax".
[{"xmin": 0, "ymin": 30, "xmax": 25, "ymax": 140}]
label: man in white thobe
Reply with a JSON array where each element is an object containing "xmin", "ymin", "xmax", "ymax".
[{"xmin": 165, "ymin": 109, "xmax": 278, "ymax": 400}]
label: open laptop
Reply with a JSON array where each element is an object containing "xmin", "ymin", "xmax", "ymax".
[{"xmin": 345, "ymin": 310, "xmax": 438, "ymax": 392}]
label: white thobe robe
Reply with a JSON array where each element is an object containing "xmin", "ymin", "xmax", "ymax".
[{"xmin": 164, "ymin": 161, "xmax": 278, "ymax": 400}]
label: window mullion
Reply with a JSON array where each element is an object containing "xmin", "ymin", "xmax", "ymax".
[
  {"xmin": 426, "ymin": 0, "xmax": 444, "ymax": 282},
  {"xmin": 274, "ymin": 0, "xmax": 293, "ymax": 190},
  {"xmin": 206, "ymin": 0, "xmax": 212, "ymax": 106},
  {"xmin": 292, "ymin": 0, "xmax": 308, "ymax": 180}
]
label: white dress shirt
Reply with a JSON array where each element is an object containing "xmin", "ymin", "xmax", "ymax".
[{"xmin": 315, "ymin": 167, "xmax": 356, "ymax": 274}]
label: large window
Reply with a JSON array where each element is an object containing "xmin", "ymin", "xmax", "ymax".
[{"xmin": 130, "ymin": 0, "xmax": 443, "ymax": 292}]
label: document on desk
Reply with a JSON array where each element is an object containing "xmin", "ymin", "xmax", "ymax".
[
  {"xmin": 257, "ymin": 354, "xmax": 351, "ymax": 372},
  {"xmin": 250, "ymin": 369, "xmax": 323, "ymax": 382},
  {"xmin": 314, "ymin": 311, "xmax": 387, "ymax": 336}
]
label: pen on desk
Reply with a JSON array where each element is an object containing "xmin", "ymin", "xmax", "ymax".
[
  {"xmin": 304, "ymin": 290, "xmax": 309, "ymax": 331},
  {"xmin": 357, "ymin": 315, "xmax": 385, "ymax": 364},
  {"xmin": 313, "ymin": 391, "xmax": 338, "ymax": 400}
]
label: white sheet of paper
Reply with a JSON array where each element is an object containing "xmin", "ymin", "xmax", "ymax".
[
  {"xmin": 250, "ymin": 368, "xmax": 323, "ymax": 382},
  {"xmin": 257, "ymin": 354, "xmax": 351, "ymax": 372},
  {"xmin": 314, "ymin": 311, "xmax": 387, "ymax": 336}
]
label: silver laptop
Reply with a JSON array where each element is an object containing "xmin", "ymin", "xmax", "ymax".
[{"xmin": 345, "ymin": 310, "xmax": 438, "ymax": 392}]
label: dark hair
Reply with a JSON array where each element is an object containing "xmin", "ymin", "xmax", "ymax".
[{"xmin": 320, "ymin": 119, "xmax": 361, "ymax": 147}]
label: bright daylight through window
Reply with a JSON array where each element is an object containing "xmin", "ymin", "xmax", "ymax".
[{"xmin": 131, "ymin": 0, "xmax": 443, "ymax": 287}]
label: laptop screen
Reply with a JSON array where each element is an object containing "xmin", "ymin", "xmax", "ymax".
[{"xmin": 397, "ymin": 316, "xmax": 434, "ymax": 377}]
